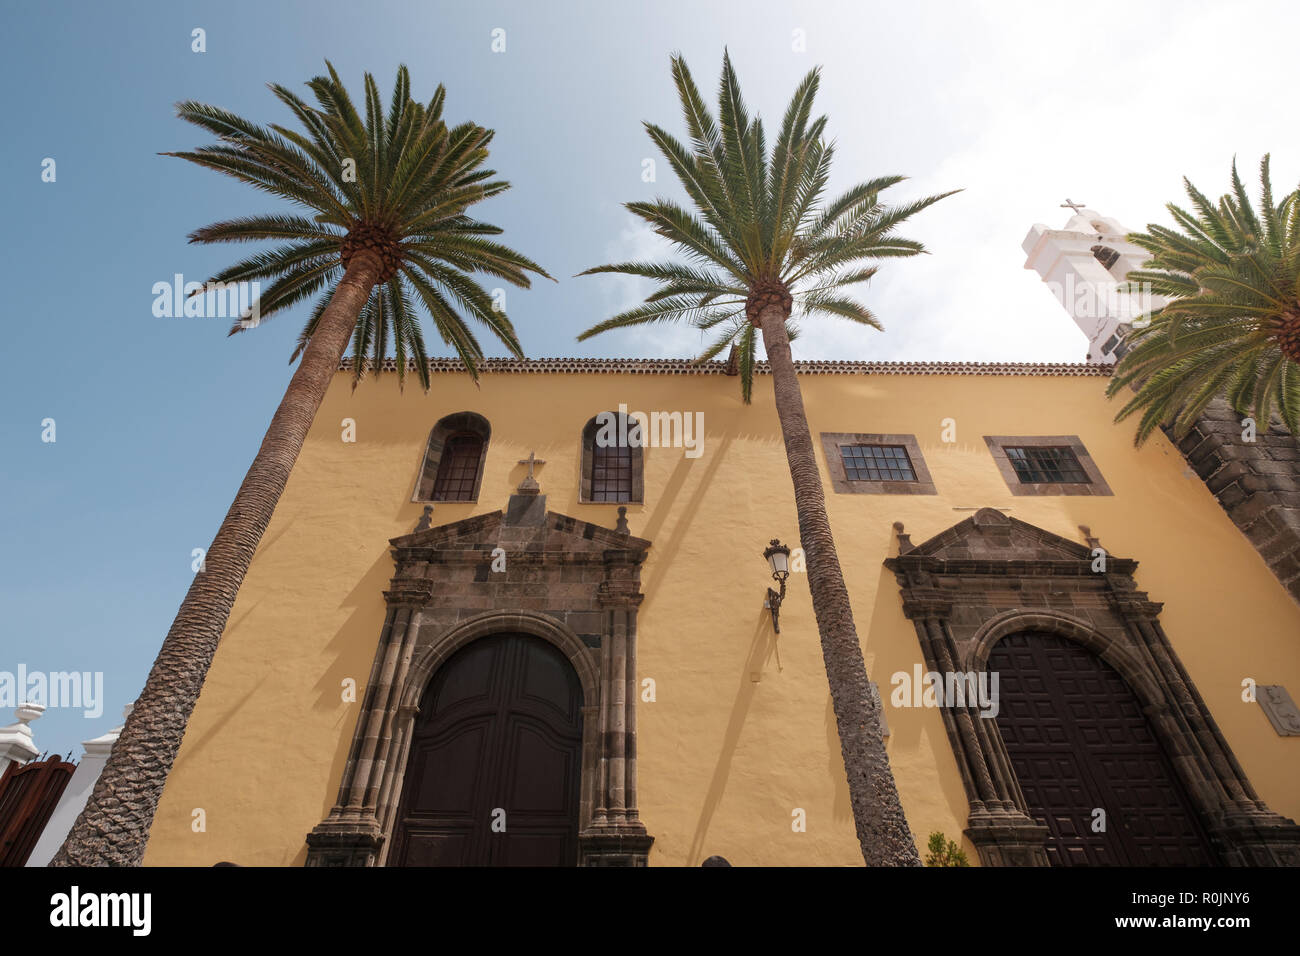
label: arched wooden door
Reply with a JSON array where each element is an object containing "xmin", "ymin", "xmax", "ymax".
[
  {"xmin": 989, "ymin": 631, "xmax": 1218, "ymax": 865},
  {"xmin": 389, "ymin": 633, "xmax": 584, "ymax": 866}
]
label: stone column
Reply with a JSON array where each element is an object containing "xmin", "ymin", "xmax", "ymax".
[
  {"xmin": 1105, "ymin": 580, "xmax": 1300, "ymax": 864},
  {"xmin": 306, "ymin": 584, "xmax": 428, "ymax": 866},
  {"xmin": 894, "ymin": 576, "xmax": 1049, "ymax": 867},
  {"xmin": 578, "ymin": 552, "xmax": 652, "ymax": 865}
]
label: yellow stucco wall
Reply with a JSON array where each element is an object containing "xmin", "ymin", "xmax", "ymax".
[{"xmin": 142, "ymin": 368, "xmax": 1300, "ymax": 866}]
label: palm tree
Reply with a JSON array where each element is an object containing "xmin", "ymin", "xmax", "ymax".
[
  {"xmin": 52, "ymin": 62, "xmax": 549, "ymax": 866},
  {"xmin": 577, "ymin": 51, "xmax": 956, "ymax": 866},
  {"xmin": 1109, "ymin": 155, "xmax": 1300, "ymax": 443}
]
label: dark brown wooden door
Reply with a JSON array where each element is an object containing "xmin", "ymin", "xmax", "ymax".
[
  {"xmin": 990, "ymin": 631, "xmax": 1217, "ymax": 866},
  {"xmin": 0, "ymin": 756, "xmax": 75, "ymax": 866},
  {"xmin": 389, "ymin": 633, "xmax": 583, "ymax": 866}
]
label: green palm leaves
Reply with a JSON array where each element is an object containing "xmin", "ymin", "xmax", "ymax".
[
  {"xmin": 577, "ymin": 51, "xmax": 956, "ymax": 400},
  {"xmin": 164, "ymin": 61, "xmax": 550, "ymax": 388},
  {"xmin": 1109, "ymin": 156, "xmax": 1300, "ymax": 443}
]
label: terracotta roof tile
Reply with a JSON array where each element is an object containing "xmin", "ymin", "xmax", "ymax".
[{"xmin": 338, "ymin": 357, "xmax": 1110, "ymax": 377}]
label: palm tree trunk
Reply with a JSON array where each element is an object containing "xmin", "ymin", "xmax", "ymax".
[
  {"xmin": 757, "ymin": 302, "xmax": 921, "ymax": 866},
  {"xmin": 51, "ymin": 255, "xmax": 383, "ymax": 866}
]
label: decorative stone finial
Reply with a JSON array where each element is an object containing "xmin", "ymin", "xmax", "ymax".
[
  {"xmin": 83, "ymin": 703, "xmax": 133, "ymax": 758},
  {"xmin": 15, "ymin": 702, "xmax": 44, "ymax": 723},
  {"xmin": 893, "ymin": 521, "xmax": 913, "ymax": 555},
  {"xmin": 1079, "ymin": 524, "xmax": 1101, "ymax": 551},
  {"xmin": 0, "ymin": 702, "xmax": 45, "ymax": 766},
  {"xmin": 615, "ymin": 506, "xmax": 629, "ymax": 534},
  {"xmin": 414, "ymin": 505, "xmax": 433, "ymax": 532},
  {"xmin": 972, "ymin": 507, "xmax": 1010, "ymax": 526}
]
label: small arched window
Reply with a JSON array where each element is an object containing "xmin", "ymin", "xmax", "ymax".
[
  {"xmin": 580, "ymin": 413, "xmax": 644, "ymax": 504},
  {"xmin": 415, "ymin": 412, "xmax": 490, "ymax": 503}
]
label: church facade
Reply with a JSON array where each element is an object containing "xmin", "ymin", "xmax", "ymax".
[{"xmin": 140, "ymin": 352, "xmax": 1300, "ymax": 866}]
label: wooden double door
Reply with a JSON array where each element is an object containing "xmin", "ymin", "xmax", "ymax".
[
  {"xmin": 389, "ymin": 633, "xmax": 584, "ymax": 866},
  {"xmin": 990, "ymin": 631, "xmax": 1218, "ymax": 866}
]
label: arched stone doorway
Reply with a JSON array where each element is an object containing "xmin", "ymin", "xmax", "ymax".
[
  {"xmin": 305, "ymin": 504, "xmax": 655, "ymax": 867},
  {"xmin": 883, "ymin": 508, "xmax": 1300, "ymax": 866},
  {"xmin": 388, "ymin": 633, "xmax": 584, "ymax": 866},
  {"xmin": 989, "ymin": 630, "xmax": 1217, "ymax": 865}
]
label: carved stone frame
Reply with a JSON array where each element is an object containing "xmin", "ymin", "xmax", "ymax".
[
  {"xmin": 884, "ymin": 508, "xmax": 1300, "ymax": 866},
  {"xmin": 983, "ymin": 434, "xmax": 1113, "ymax": 496},
  {"xmin": 821, "ymin": 432, "xmax": 937, "ymax": 495},
  {"xmin": 305, "ymin": 501, "xmax": 654, "ymax": 866}
]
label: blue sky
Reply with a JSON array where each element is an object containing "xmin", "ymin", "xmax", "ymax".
[{"xmin": 1, "ymin": 0, "xmax": 1295, "ymax": 755}]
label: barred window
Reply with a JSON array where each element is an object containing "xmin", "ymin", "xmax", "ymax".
[
  {"xmin": 1005, "ymin": 446, "xmax": 1089, "ymax": 484},
  {"xmin": 842, "ymin": 444, "xmax": 916, "ymax": 482},
  {"xmin": 431, "ymin": 433, "xmax": 484, "ymax": 501},
  {"xmin": 591, "ymin": 441, "xmax": 633, "ymax": 502},
  {"xmin": 581, "ymin": 412, "xmax": 643, "ymax": 504},
  {"xmin": 415, "ymin": 412, "xmax": 490, "ymax": 503}
]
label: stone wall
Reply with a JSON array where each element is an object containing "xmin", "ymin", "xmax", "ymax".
[{"xmin": 1174, "ymin": 399, "xmax": 1300, "ymax": 604}]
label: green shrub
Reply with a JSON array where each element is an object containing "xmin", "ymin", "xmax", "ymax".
[{"xmin": 924, "ymin": 831, "xmax": 970, "ymax": 867}]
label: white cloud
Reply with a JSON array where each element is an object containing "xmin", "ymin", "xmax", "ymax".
[
  {"xmin": 581, "ymin": 0, "xmax": 1300, "ymax": 363},
  {"xmin": 788, "ymin": 0, "xmax": 1299, "ymax": 362}
]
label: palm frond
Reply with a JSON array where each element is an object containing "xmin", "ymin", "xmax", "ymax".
[
  {"xmin": 169, "ymin": 61, "xmax": 547, "ymax": 383},
  {"xmin": 1112, "ymin": 157, "xmax": 1300, "ymax": 444},
  {"xmin": 578, "ymin": 52, "xmax": 955, "ymax": 401}
]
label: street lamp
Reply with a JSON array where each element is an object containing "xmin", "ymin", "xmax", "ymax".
[{"xmin": 763, "ymin": 539, "xmax": 791, "ymax": 633}]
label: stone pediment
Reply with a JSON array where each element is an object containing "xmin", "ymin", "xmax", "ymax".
[
  {"xmin": 390, "ymin": 509, "xmax": 504, "ymax": 551},
  {"xmin": 887, "ymin": 508, "xmax": 1135, "ymax": 575},
  {"xmin": 383, "ymin": 496, "xmax": 651, "ymax": 611},
  {"xmin": 390, "ymin": 502, "xmax": 650, "ymax": 559}
]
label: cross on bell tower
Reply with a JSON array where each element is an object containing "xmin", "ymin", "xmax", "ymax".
[{"xmin": 1023, "ymin": 201, "xmax": 1168, "ymax": 363}]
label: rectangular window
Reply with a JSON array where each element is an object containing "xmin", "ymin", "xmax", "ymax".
[
  {"xmin": 841, "ymin": 444, "xmax": 917, "ymax": 482},
  {"xmin": 984, "ymin": 435, "xmax": 1111, "ymax": 496},
  {"xmin": 591, "ymin": 442, "xmax": 633, "ymax": 502},
  {"xmin": 1004, "ymin": 446, "xmax": 1089, "ymax": 484},
  {"xmin": 821, "ymin": 433, "xmax": 936, "ymax": 495}
]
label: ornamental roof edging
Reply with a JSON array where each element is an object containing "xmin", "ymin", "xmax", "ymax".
[{"xmin": 336, "ymin": 357, "xmax": 1110, "ymax": 377}]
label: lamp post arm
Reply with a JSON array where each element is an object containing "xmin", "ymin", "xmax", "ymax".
[{"xmin": 766, "ymin": 576, "xmax": 787, "ymax": 634}]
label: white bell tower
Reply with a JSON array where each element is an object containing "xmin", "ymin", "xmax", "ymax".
[{"xmin": 1022, "ymin": 200, "xmax": 1165, "ymax": 363}]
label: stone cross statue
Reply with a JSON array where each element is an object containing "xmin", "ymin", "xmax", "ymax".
[
  {"xmin": 517, "ymin": 451, "xmax": 546, "ymax": 494},
  {"xmin": 1060, "ymin": 198, "xmax": 1087, "ymax": 214}
]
